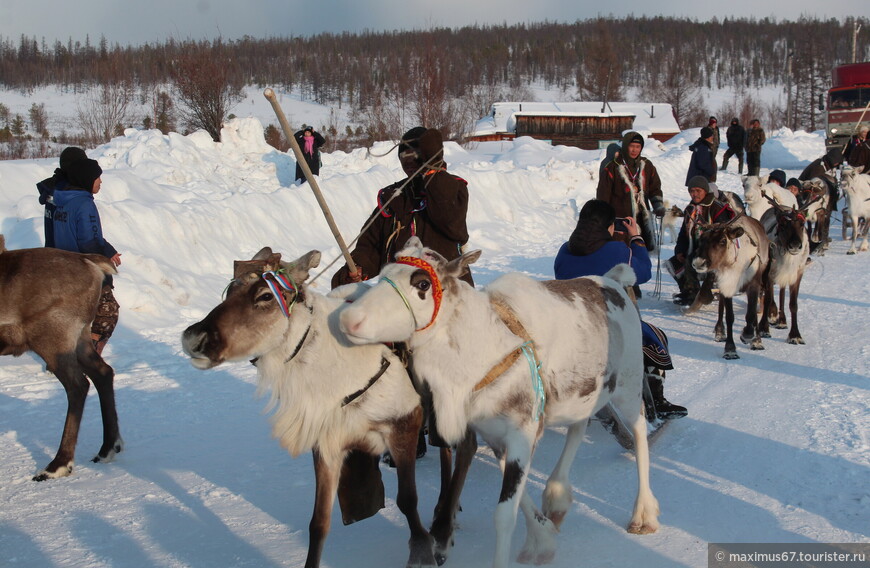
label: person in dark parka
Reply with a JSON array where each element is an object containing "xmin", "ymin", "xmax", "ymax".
[
  {"xmin": 721, "ymin": 117, "xmax": 746, "ymax": 174},
  {"xmin": 799, "ymin": 148, "xmax": 844, "ymax": 211},
  {"xmin": 332, "ymin": 126, "xmax": 472, "ymax": 470},
  {"xmin": 332, "ymin": 127, "xmax": 472, "ymax": 287},
  {"xmin": 293, "ymin": 126, "xmax": 326, "ymax": 184},
  {"xmin": 686, "ymin": 127, "xmax": 717, "ymax": 184}
]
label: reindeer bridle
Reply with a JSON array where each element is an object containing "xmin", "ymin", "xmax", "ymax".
[
  {"xmin": 261, "ymin": 270, "xmax": 299, "ymax": 318},
  {"xmin": 381, "ymin": 256, "xmax": 444, "ymax": 331}
]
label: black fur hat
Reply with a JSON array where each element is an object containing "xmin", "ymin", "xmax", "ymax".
[
  {"xmin": 768, "ymin": 169, "xmax": 786, "ymax": 187},
  {"xmin": 398, "ymin": 126, "xmax": 427, "ymax": 155},
  {"xmin": 66, "ymin": 158, "xmax": 103, "ymax": 190},
  {"xmin": 59, "ymin": 146, "xmax": 87, "ymax": 171}
]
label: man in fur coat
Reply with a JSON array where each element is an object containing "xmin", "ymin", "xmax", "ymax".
[
  {"xmin": 668, "ymin": 176, "xmax": 736, "ymax": 306},
  {"xmin": 597, "ymin": 130, "xmax": 665, "ymax": 249}
]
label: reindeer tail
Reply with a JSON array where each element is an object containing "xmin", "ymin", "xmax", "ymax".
[{"xmin": 85, "ymin": 255, "xmax": 118, "ymax": 277}]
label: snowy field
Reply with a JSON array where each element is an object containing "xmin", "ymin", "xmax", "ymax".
[{"xmin": 0, "ymin": 117, "xmax": 868, "ymax": 568}]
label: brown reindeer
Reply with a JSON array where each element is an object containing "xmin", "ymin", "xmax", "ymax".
[
  {"xmin": 692, "ymin": 217, "xmax": 771, "ymax": 359},
  {"xmin": 758, "ymin": 203, "xmax": 810, "ymax": 344},
  {"xmin": 0, "ymin": 235, "xmax": 123, "ymax": 480}
]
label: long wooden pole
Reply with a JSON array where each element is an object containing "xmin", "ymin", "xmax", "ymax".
[{"xmin": 263, "ymin": 88, "xmax": 357, "ymax": 274}]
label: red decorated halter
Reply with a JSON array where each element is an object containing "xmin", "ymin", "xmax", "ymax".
[{"xmin": 393, "ymin": 255, "xmax": 443, "ymax": 331}]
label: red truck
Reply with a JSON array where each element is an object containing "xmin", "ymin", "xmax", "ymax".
[{"xmin": 824, "ymin": 61, "xmax": 870, "ymax": 152}]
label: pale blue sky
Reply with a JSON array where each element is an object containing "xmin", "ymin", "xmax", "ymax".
[{"xmin": 0, "ymin": 0, "xmax": 862, "ymax": 45}]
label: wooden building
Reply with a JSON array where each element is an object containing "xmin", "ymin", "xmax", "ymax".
[{"xmin": 469, "ymin": 102, "xmax": 680, "ymax": 149}]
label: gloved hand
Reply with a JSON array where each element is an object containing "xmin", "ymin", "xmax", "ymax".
[{"xmin": 417, "ymin": 128, "xmax": 444, "ymax": 164}]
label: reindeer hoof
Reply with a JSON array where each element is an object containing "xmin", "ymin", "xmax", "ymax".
[
  {"xmin": 723, "ymin": 351, "xmax": 740, "ymax": 360},
  {"xmin": 33, "ymin": 463, "xmax": 73, "ymax": 481},
  {"xmin": 750, "ymin": 343, "xmax": 765, "ymax": 351},
  {"xmin": 627, "ymin": 521, "xmax": 658, "ymax": 535},
  {"xmin": 516, "ymin": 549, "xmax": 556, "ymax": 565},
  {"xmin": 787, "ymin": 337, "xmax": 805, "ymax": 345},
  {"xmin": 847, "ymin": 250, "xmax": 857, "ymax": 255},
  {"xmin": 93, "ymin": 437, "xmax": 125, "ymax": 463},
  {"xmin": 546, "ymin": 510, "xmax": 566, "ymax": 529},
  {"xmin": 774, "ymin": 322, "xmax": 788, "ymax": 330},
  {"xmin": 759, "ymin": 330, "xmax": 771, "ymax": 338}
]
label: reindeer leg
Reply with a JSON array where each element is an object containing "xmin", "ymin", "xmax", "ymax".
[
  {"xmin": 516, "ymin": 484, "xmax": 558, "ymax": 565},
  {"xmin": 774, "ymin": 286, "xmax": 788, "ymax": 329},
  {"xmin": 787, "ymin": 277, "xmax": 805, "ymax": 345},
  {"xmin": 758, "ymin": 283, "xmax": 772, "ymax": 338},
  {"xmin": 742, "ymin": 285, "xmax": 765, "ymax": 351},
  {"xmin": 34, "ymin": 352, "xmax": 88, "ymax": 481},
  {"xmin": 625, "ymin": 399, "xmax": 660, "ymax": 535},
  {"xmin": 542, "ymin": 421, "xmax": 586, "ymax": 528},
  {"xmin": 860, "ymin": 219, "xmax": 870, "ymax": 252},
  {"xmin": 77, "ymin": 339, "xmax": 123, "ymax": 463},
  {"xmin": 722, "ymin": 297, "xmax": 739, "ymax": 359},
  {"xmin": 305, "ymin": 450, "xmax": 340, "ymax": 568},
  {"xmin": 387, "ymin": 408, "xmax": 437, "ymax": 568},
  {"xmin": 431, "ymin": 430, "xmax": 476, "ymax": 566},
  {"xmin": 714, "ymin": 295, "xmax": 726, "ymax": 342},
  {"xmin": 493, "ymin": 432, "xmax": 534, "ymax": 568}
]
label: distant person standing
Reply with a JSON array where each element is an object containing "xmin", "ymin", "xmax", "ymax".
[
  {"xmin": 686, "ymin": 126, "xmax": 717, "ymax": 184},
  {"xmin": 36, "ymin": 147, "xmax": 87, "ymax": 247},
  {"xmin": 720, "ymin": 117, "xmax": 746, "ymax": 174},
  {"xmin": 745, "ymin": 119, "xmax": 766, "ymax": 177},
  {"xmin": 51, "ymin": 156, "xmax": 121, "ymax": 354},
  {"xmin": 707, "ymin": 116, "xmax": 721, "ymax": 160},
  {"xmin": 293, "ymin": 126, "xmax": 326, "ymax": 184}
]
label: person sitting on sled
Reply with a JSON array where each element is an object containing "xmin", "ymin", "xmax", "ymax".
[{"xmin": 554, "ymin": 198, "xmax": 687, "ymax": 421}]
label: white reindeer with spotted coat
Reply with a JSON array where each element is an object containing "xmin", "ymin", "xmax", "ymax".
[{"xmin": 339, "ymin": 237, "xmax": 659, "ymax": 568}]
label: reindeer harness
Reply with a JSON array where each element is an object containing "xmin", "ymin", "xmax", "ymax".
[{"xmin": 382, "ymin": 256, "xmax": 545, "ymax": 420}]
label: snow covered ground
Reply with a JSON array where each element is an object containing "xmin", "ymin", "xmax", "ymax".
[{"xmin": 0, "ymin": 118, "xmax": 868, "ymax": 568}]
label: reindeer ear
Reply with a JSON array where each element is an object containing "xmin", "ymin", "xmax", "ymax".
[
  {"xmin": 445, "ymin": 249, "xmax": 481, "ymax": 279},
  {"xmin": 727, "ymin": 227, "xmax": 745, "ymax": 239},
  {"xmin": 252, "ymin": 247, "xmax": 273, "ymax": 261},
  {"xmin": 280, "ymin": 250, "xmax": 321, "ymax": 284},
  {"xmin": 396, "ymin": 236, "xmax": 424, "ymax": 258}
]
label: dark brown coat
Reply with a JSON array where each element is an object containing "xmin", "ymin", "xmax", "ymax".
[{"xmin": 332, "ymin": 169, "xmax": 472, "ymax": 287}]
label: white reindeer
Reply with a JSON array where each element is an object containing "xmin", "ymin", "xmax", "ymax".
[
  {"xmin": 743, "ymin": 175, "xmax": 798, "ymax": 221},
  {"xmin": 182, "ymin": 248, "xmax": 471, "ymax": 568},
  {"xmin": 840, "ymin": 166, "xmax": 870, "ymax": 254},
  {"xmin": 339, "ymin": 237, "xmax": 659, "ymax": 568}
]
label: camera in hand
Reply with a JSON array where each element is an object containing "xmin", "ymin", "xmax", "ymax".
[{"xmin": 613, "ymin": 217, "xmax": 629, "ymax": 232}]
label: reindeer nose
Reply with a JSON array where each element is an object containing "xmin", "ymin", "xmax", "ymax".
[{"xmin": 339, "ymin": 308, "xmax": 365, "ymax": 336}]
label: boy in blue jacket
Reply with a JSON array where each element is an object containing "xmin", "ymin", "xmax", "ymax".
[
  {"xmin": 51, "ymin": 155, "xmax": 121, "ymax": 354},
  {"xmin": 35, "ymin": 146, "xmax": 87, "ymax": 247}
]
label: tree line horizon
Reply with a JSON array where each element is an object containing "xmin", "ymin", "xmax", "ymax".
[{"xmin": 0, "ymin": 15, "xmax": 867, "ymax": 157}]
